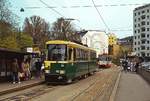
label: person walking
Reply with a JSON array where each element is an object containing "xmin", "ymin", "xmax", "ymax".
[
  {"xmin": 24, "ymin": 59, "xmax": 31, "ymax": 80},
  {"xmin": 35, "ymin": 59, "xmax": 42, "ymax": 78},
  {"xmin": 135, "ymin": 62, "xmax": 139, "ymax": 73},
  {"xmin": 122, "ymin": 60, "xmax": 128, "ymax": 72},
  {"xmin": 11, "ymin": 58, "xmax": 21, "ymax": 84}
]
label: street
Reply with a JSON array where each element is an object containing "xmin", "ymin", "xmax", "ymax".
[{"xmin": 0, "ymin": 66, "xmax": 119, "ymax": 101}]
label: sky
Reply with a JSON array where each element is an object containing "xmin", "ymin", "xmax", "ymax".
[{"xmin": 9, "ymin": 0, "xmax": 150, "ymax": 38}]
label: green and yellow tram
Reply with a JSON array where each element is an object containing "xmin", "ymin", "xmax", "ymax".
[{"xmin": 44, "ymin": 40, "xmax": 97, "ymax": 83}]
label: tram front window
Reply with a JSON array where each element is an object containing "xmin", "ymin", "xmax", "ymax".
[{"xmin": 47, "ymin": 45, "xmax": 66, "ymax": 61}]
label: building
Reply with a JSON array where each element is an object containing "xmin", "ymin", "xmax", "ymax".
[
  {"xmin": 108, "ymin": 33, "xmax": 117, "ymax": 45},
  {"xmin": 133, "ymin": 4, "xmax": 150, "ymax": 57},
  {"xmin": 81, "ymin": 30, "xmax": 108, "ymax": 56}
]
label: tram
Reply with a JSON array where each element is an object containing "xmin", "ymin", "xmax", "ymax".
[
  {"xmin": 44, "ymin": 40, "xmax": 97, "ymax": 83},
  {"xmin": 97, "ymin": 54, "xmax": 112, "ymax": 68}
]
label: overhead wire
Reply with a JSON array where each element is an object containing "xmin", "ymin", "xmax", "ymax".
[
  {"xmin": 91, "ymin": 0, "xmax": 110, "ymax": 31},
  {"xmin": 21, "ymin": 3, "xmax": 149, "ymax": 9},
  {"xmin": 39, "ymin": 0, "xmax": 65, "ymax": 17},
  {"xmin": 38, "ymin": 0, "xmax": 82, "ymax": 30}
]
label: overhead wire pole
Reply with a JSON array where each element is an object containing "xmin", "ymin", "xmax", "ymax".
[{"xmin": 91, "ymin": 0, "xmax": 110, "ymax": 32}]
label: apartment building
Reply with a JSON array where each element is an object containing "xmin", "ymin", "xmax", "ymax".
[{"xmin": 133, "ymin": 4, "xmax": 150, "ymax": 57}]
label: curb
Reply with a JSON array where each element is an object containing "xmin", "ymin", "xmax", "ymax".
[
  {"xmin": 109, "ymin": 71, "xmax": 121, "ymax": 101},
  {"xmin": 0, "ymin": 81, "xmax": 45, "ymax": 96}
]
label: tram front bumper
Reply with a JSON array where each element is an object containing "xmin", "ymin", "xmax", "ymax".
[{"xmin": 45, "ymin": 73, "xmax": 67, "ymax": 83}]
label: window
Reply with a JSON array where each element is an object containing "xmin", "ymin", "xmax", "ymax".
[
  {"xmin": 141, "ymin": 52, "xmax": 145, "ymax": 57},
  {"xmin": 147, "ymin": 53, "xmax": 149, "ymax": 56},
  {"xmin": 141, "ymin": 46, "xmax": 145, "ymax": 50},
  {"xmin": 147, "ymin": 40, "xmax": 149, "ymax": 44},
  {"xmin": 147, "ymin": 34, "xmax": 149, "ymax": 38},
  {"xmin": 141, "ymin": 27, "xmax": 145, "ymax": 32},
  {"xmin": 134, "ymin": 19, "xmax": 136, "ymax": 22},
  {"xmin": 134, "ymin": 13, "xmax": 136, "ymax": 16},
  {"xmin": 135, "ymin": 30, "xmax": 137, "ymax": 34},
  {"xmin": 135, "ymin": 24, "xmax": 136, "ymax": 27},
  {"xmin": 147, "ymin": 22, "xmax": 149, "ymax": 25},
  {"xmin": 138, "ymin": 18, "xmax": 140, "ymax": 21},
  {"xmin": 147, "ymin": 28, "xmax": 149, "ymax": 31},
  {"xmin": 141, "ymin": 21, "xmax": 145, "ymax": 25},
  {"xmin": 147, "ymin": 9, "xmax": 149, "ymax": 13},
  {"xmin": 134, "ymin": 36, "xmax": 136, "ymax": 39},
  {"xmin": 138, "ymin": 29, "xmax": 140, "ymax": 33},
  {"xmin": 141, "ymin": 33, "xmax": 145, "ymax": 38},
  {"xmin": 141, "ymin": 15, "xmax": 146, "ymax": 19},
  {"xmin": 141, "ymin": 40, "xmax": 145, "ymax": 44},
  {"xmin": 147, "ymin": 47, "xmax": 149, "ymax": 50},
  {"xmin": 142, "ymin": 10, "xmax": 145, "ymax": 13},
  {"xmin": 138, "ymin": 12, "xmax": 140, "ymax": 15},
  {"xmin": 134, "ymin": 42, "xmax": 136, "ymax": 45},
  {"xmin": 138, "ymin": 47, "xmax": 140, "ymax": 50},
  {"xmin": 147, "ymin": 15, "xmax": 149, "ymax": 19},
  {"xmin": 134, "ymin": 48, "xmax": 136, "ymax": 51},
  {"xmin": 47, "ymin": 44, "xmax": 67, "ymax": 61},
  {"xmin": 138, "ymin": 41, "xmax": 140, "ymax": 44},
  {"xmin": 138, "ymin": 24, "xmax": 140, "ymax": 27}
]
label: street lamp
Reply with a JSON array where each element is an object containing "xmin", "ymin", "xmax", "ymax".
[{"xmin": 20, "ymin": 8, "xmax": 25, "ymax": 12}]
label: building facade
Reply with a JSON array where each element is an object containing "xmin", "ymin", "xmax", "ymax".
[
  {"xmin": 81, "ymin": 30, "xmax": 108, "ymax": 56},
  {"xmin": 133, "ymin": 4, "xmax": 150, "ymax": 57}
]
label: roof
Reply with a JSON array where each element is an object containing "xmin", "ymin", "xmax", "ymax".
[
  {"xmin": 0, "ymin": 48, "xmax": 31, "ymax": 55},
  {"xmin": 46, "ymin": 40, "xmax": 96, "ymax": 51},
  {"xmin": 134, "ymin": 3, "xmax": 150, "ymax": 11}
]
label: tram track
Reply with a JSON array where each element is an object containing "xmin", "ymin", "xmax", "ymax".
[
  {"xmin": 0, "ymin": 68, "xmax": 106, "ymax": 101},
  {"xmin": 0, "ymin": 84, "xmax": 61, "ymax": 101}
]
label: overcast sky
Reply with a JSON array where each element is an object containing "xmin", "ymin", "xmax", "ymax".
[{"xmin": 10, "ymin": 0, "xmax": 150, "ymax": 38}]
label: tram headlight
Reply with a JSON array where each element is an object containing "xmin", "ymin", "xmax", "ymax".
[
  {"xmin": 60, "ymin": 70, "xmax": 65, "ymax": 74},
  {"xmin": 45, "ymin": 70, "xmax": 50, "ymax": 73}
]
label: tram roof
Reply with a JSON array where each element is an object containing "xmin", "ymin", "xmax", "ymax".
[{"xmin": 46, "ymin": 40, "xmax": 96, "ymax": 51}]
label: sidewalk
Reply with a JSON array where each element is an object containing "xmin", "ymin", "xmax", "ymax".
[
  {"xmin": 0, "ymin": 78, "xmax": 44, "ymax": 96},
  {"xmin": 115, "ymin": 72, "xmax": 150, "ymax": 101}
]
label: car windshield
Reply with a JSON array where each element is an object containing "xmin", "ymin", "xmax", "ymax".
[{"xmin": 47, "ymin": 44, "xmax": 66, "ymax": 61}]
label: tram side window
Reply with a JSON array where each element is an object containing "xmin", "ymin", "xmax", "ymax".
[
  {"xmin": 68, "ymin": 48, "xmax": 72, "ymax": 60},
  {"xmin": 75, "ymin": 48, "xmax": 80, "ymax": 60}
]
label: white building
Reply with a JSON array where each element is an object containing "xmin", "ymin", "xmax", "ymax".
[
  {"xmin": 133, "ymin": 4, "xmax": 150, "ymax": 57},
  {"xmin": 81, "ymin": 30, "xmax": 108, "ymax": 56}
]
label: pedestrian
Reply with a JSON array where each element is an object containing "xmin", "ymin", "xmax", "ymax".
[
  {"xmin": 35, "ymin": 59, "xmax": 42, "ymax": 78},
  {"xmin": 135, "ymin": 62, "xmax": 139, "ymax": 73},
  {"xmin": 24, "ymin": 59, "xmax": 31, "ymax": 80},
  {"xmin": 11, "ymin": 58, "xmax": 21, "ymax": 84},
  {"xmin": 122, "ymin": 60, "xmax": 128, "ymax": 72}
]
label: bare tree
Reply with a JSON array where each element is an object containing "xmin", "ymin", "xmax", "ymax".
[
  {"xmin": 0, "ymin": 0, "xmax": 19, "ymax": 37},
  {"xmin": 51, "ymin": 17, "xmax": 76, "ymax": 41},
  {"xmin": 23, "ymin": 15, "xmax": 50, "ymax": 49}
]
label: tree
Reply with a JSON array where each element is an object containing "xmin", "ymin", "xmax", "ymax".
[
  {"xmin": 0, "ymin": 35, "xmax": 19, "ymax": 50},
  {"xmin": 23, "ymin": 15, "xmax": 50, "ymax": 49},
  {"xmin": 51, "ymin": 17, "xmax": 77, "ymax": 41},
  {"xmin": 16, "ymin": 32, "xmax": 33, "ymax": 51},
  {"xmin": 0, "ymin": 0, "xmax": 18, "ymax": 38}
]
